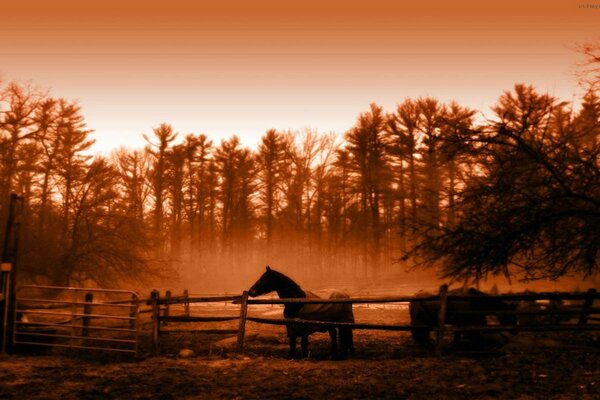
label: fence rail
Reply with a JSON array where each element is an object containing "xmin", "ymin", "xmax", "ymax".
[
  {"xmin": 148, "ymin": 290, "xmax": 245, "ymax": 355},
  {"xmin": 246, "ymin": 316, "xmax": 431, "ymax": 331},
  {"xmin": 151, "ymin": 286, "xmax": 600, "ymax": 356}
]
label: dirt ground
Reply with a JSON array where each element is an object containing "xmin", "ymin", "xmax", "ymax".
[{"xmin": 1, "ymin": 305, "xmax": 599, "ymax": 399}]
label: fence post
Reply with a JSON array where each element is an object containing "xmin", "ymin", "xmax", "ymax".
[
  {"xmin": 184, "ymin": 289, "xmax": 190, "ymax": 317},
  {"xmin": 1, "ymin": 266, "xmax": 12, "ymax": 354},
  {"xmin": 236, "ymin": 291, "xmax": 249, "ymax": 353},
  {"xmin": 436, "ymin": 284, "xmax": 449, "ymax": 356},
  {"xmin": 129, "ymin": 293, "xmax": 137, "ymax": 330},
  {"xmin": 164, "ymin": 290, "xmax": 171, "ymax": 327},
  {"xmin": 151, "ymin": 290, "xmax": 160, "ymax": 356},
  {"xmin": 578, "ymin": 288, "xmax": 597, "ymax": 325},
  {"xmin": 82, "ymin": 292, "xmax": 94, "ymax": 337},
  {"xmin": 1, "ymin": 194, "xmax": 23, "ymax": 354}
]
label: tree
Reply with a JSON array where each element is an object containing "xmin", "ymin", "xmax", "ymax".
[
  {"xmin": 577, "ymin": 41, "xmax": 600, "ymax": 89},
  {"xmin": 167, "ymin": 144, "xmax": 187, "ymax": 258},
  {"xmin": 408, "ymin": 84, "xmax": 600, "ymax": 282},
  {"xmin": 25, "ymin": 159, "xmax": 153, "ymax": 286},
  {"xmin": 144, "ymin": 123, "xmax": 177, "ymax": 255},
  {"xmin": 214, "ymin": 136, "xmax": 256, "ymax": 269},
  {"xmin": 0, "ymin": 82, "xmax": 41, "ymax": 213},
  {"xmin": 416, "ymin": 97, "xmax": 445, "ymax": 228},
  {"xmin": 256, "ymin": 129, "xmax": 286, "ymax": 252},
  {"xmin": 53, "ymin": 100, "xmax": 94, "ymax": 249},
  {"xmin": 573, "ymin": 88, "xmax": 600, "ymax": 148},
  {"xmin": 439, "ymin": 101, "xmax": 477, "ymax": 228},
  {"xmin": 386, "ymin": 99, "xmax": 421, "ymax": 232},
  {"xmin": 33, "ymin": 97, "xmax": 61, "ymax": 229},
  {"xmin": 114, "ymin": 148, "xmax": 152, "ymax": 221},
  {"xmin": 345, "ymin": 103, "xmax": 392, "ymax": 272},
  {"xmin": 187, "ymin": 134, "xmax": 213, "ymax": 269}
]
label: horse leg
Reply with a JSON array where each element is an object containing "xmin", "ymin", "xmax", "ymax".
[
  {"xmin": 328, "ymin": 328, "xmax": 338, "ymax": 359},
  {"xmin": 288, "ymin": 334, "xmax": 297, "ymax": 359},
  {"xmin": 339, "ymin": 328, "xmax": 351, "ymax": 359},
  {"xmin": 301, "ymin": 335, "xmax": 309, "ymax": 358},
  {"xmin": 412, "ymin": 328, "xmax": 432, "ymax": 348},
  {"xmin": 453, "ymin": 331, "xmax": 462, "ymax": 347}
]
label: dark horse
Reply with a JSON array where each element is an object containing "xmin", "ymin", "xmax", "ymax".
[
  {"xmin": 409, "ymin": 287, "xmax": 517, "ymax": 348},
  {"xmin": 248, "ymin": 266, "xmax": 354, "ymax": 359}
]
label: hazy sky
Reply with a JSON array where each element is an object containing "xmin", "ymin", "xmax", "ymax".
[{"xmin": 1, "ymin": 0, "xmax": 598, "ymax": 153}]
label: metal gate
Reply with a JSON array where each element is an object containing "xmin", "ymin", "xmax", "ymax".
[{"xmin": 14, "ymin": 285, "xmax": 139, "ymax": 356}]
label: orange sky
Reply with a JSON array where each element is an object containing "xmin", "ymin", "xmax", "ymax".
[{"xmin": 1, "ymin": 0, "xmax": 598, "ymax": 152}]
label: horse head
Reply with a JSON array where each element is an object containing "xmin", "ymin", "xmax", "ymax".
[{"xmin": 248, "ymin": 266, "xmax": 277, "ymax": 297}]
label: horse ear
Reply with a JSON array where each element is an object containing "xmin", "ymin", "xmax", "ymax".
[{"xmin": 266, "ymin": 265, "xmax": 271, "ymax": 271}]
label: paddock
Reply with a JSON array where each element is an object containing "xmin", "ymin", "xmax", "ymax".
[
  {"xmin": 147, "ymin": 286, "xmax": 600, "ymax": 357},
  {"xmin": 2, "ymin": 284, "xmax": 600, "ymax": 398},
  {"xmin": 2, "ymin": 283, "xmax": 599, "ymax": 359}
]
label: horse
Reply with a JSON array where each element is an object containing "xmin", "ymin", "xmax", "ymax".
[
  {"xmin": 516, "ymin": 292, "xmax": 570, "ymax": 326},
  {"xmin": 409, "ymin": 287, "xmax": 517, "ymax": 348},
  {"xmin": 248, "ymin": 266, "xmax": 354, "ymax": 359}
]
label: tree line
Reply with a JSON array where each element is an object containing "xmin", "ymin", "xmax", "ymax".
[{"xmin": 1, "ymin": 45, "xmax": 598, "ymax": 290}]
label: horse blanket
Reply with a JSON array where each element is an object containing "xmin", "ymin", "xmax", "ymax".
[
  {"xmin": 286, "ymin": 290, "xmax": 354, "ymax": 336},
  {"xmin": 298, "ymin": 290, "xmax": 354, "ymax": 322}
]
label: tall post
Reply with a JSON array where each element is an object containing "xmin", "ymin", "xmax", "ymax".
[
  {"xmin": 436, "ymin": 284, "xmax": 449, "ymax": 356},
  {"xmin": 129, "ymin": 293, "xmax": 137, "ymax": 330},
  {"xmin": 1, "ymin": 266, "xmax": 11, "ymax": 354},
  {"xmin": 578, "ymin": 288, "xmax": 597, "ymax": 326},
  {"xmin": 184, "ymin": 289, "xmax": 190, "ymax": 317},
  {"xmin": 236, "ymin": 291, "xmax": 249, "ymax": 353},
  {"xmin": 1, "ymin": 194, "xmax": 23, "ymax": 354},
  {"xmin": 150, "ymin": 290, "xmax": 160, "ymax": 356},
  {"xmin": 164, "ymin": 290, "xmax": 171, "ymax": 327},
  {"xmin": 82, "ymin": 292, "xmax": 94, "ymax": 338}
]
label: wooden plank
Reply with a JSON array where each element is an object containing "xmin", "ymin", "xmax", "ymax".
[
  {"xmin": 236, "ymin": 291, "xmax": 249, "ymax": 353},
  {"xmin": 164, "ymin": 291, "xmax": 171, "ymax": 327},
  {"xmin": 244, "ymin": 292, "xmax": 600, "ymax": 305},
  {"xmin": 578, "ymin": 288, "xmax": 597, "ymax": 325},
  {"xmin": 184, "ymin": 289, "xmax": 190, "ymax": 317},
  {"xmin": 454, "ymin": 308, "xmax": 600, "ymax": 316},
  {"xmin": 129, "ymin": 293, "xmax": 137, "ymax": 330},
  {"xmin": 455, "ymin": 324, "xmax": 600, "ymax": 332},
  {"xmin": 245, "ymin": 296, "xmax": 431, "ymax": 304},
  {"xmin": 150, "ymin": 290, "xmax": 160, "ymax": 356},
  {"xmin": 436, "ymin": 284, "xmax": 449, "ymax": 356},
  {"xmin": 246, "ymin": 316, "xmax": 431, "ymax": 331},
  {"xmin": 153, "ymin": 291, "xmax": 600, "ymax": 307},
  {"xmin": 82, "ymin": 292, "xmax": 93, "ymax": 337}
]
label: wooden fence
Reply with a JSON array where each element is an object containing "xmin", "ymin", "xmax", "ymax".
[{"xmin": 148, "ymin": 286, "xmax": 600, "ymax": 356}]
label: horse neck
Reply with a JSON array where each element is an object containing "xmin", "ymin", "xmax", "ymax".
[
  {"xmin": 272, "ymin": 274, "xmax": 305, "ymax": 318},
  {"xmin": 274, "ymin": 276, "xmax": 306, "ymax": 299}
]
